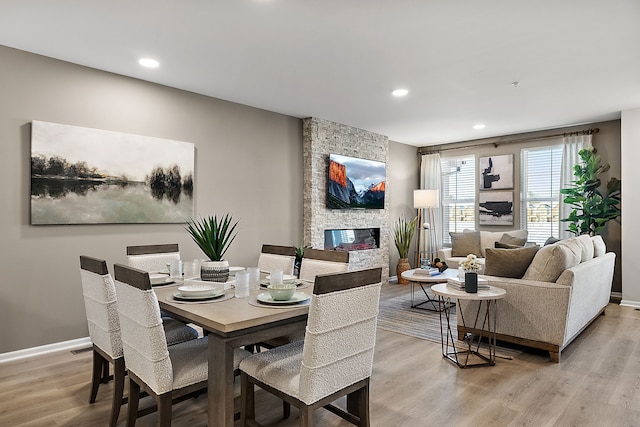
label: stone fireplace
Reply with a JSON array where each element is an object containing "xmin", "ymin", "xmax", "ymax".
[
  {"xmin": 324, "ymin": 227, "xmax": 381, "ymax": 251},
  {"xmin": 302, "ymin": 117, "xmax": 390, "ymax": 282}
]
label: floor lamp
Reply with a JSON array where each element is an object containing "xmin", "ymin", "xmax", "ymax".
[{"xmin": 413, "ymin": 189, "xmax": 440, "ymax": 268}]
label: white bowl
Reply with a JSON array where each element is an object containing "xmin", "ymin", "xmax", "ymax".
[
  {"xmin": 267, "ymin": 283, "xmax": 297, "ymax": 301},
  {"xmin": 178, "ymin": 280, "xmax": 220, "ymax": 297},
  {"xmin": 149, "ymin": 273, "xmax": 171, "ymax": 285}
]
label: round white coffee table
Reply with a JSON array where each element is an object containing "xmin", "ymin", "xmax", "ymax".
[
  {"xmin": 431, "ymin": 282, "xmax": 506, "ymax": 368},
  {"xmin": 401, "ymin": 268, "xmax": 459, "ymax": 312}
]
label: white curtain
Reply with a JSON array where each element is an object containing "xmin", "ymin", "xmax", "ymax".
[
  {"xmin": 559, "ymin": 135, "xmax": 593, "ymax": 239},
  {"xmin": 420, "ymin": 153, "xmax": 442, "ymax": 259}
]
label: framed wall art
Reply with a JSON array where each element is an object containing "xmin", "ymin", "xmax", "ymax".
[
  {"xmin": 479, "ymin": 154, "xmax": 513, "ymax": 190},
  {"xmin": 30, "ymin": 120, "xmax": 195, "ymax": 224},
  {"xmin": 479, "ymin": 191, "xmax": 513, "ymax": 226}
]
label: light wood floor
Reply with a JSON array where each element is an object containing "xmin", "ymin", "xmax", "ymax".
[{"xmin": 2, "ymin": 283, "xmax": 640, "ymax": 427}]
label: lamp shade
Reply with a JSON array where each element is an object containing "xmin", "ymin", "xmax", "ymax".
[{"xmin": 413, "ymin": 189, "xmax": 439, "ymax": 209}]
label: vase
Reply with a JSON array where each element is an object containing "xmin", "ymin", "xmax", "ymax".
[
  {"xmin": 464, "ymin": 271, "xmax": 478, "ymax": 293},
  {"xmin": 201, "ymin": 260, "xmax": 229, "ymax": 283},
  {"xmin": 396, "ymin": 258, "xmax": 411, "ymax": 284}
]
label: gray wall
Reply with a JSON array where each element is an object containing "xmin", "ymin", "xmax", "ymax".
[{"xmin": 0, "ymin": 46, "xmax": 305, "ymax": 353}]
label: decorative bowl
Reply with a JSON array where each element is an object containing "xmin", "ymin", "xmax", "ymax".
[
  {"xmin": 179, "ymin": 280, "xmax": 221, "ymax": 297},
  {"xmin": 267, "ymin": 283, "xmax": 297, "ymax": 301}
]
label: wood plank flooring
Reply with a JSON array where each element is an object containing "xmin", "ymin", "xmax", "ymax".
[{"xmin": 2, "ymin": 283, "xmax": 640, "ymax": 426}]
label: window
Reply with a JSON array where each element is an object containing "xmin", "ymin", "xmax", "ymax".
[
  {"xmin": 520, "ymin": 145, "xmax": 562, "ymax": 245},
  {"xmin": 440, "ymin": 156, "xmax": 476, "ymax": 246}
]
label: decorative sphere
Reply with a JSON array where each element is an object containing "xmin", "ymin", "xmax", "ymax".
[{"xmin": 422, "ymin": 222, "xmax": 431, "ymax": 229}]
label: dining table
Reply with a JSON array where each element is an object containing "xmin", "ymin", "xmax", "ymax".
[{"xmin": 154, "ymin": 276, "xmax": 312, "ymax": 426}]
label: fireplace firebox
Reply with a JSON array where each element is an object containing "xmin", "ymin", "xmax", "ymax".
[{"xmin": 324, "ymin": 228, "xmax": 380, "ymax": 251}]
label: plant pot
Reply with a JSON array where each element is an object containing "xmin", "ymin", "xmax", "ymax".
[
  {"xmin": 396, "ymin": 258, "xmax": 411, "ymax": 284},
  {"xmin": 201, "ymin": 260, "xmax": 229, "ymax": 283},
  {"xmin": 464, "ymin": 271, "xmax": 478, "ymax": 293}
]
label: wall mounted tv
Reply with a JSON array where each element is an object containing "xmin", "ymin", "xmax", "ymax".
[{"xmin": 327, "ymin": 154, "xmax": 386, "ymax": 209}]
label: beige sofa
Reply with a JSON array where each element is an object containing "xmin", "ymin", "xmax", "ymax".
[
  {"xmin": 438, "ymin": 229, "xmax": 529, "ymax": 269},
  {"xmin": 455, "ymin": 234, "xmax": 615, "ymax": 362}
]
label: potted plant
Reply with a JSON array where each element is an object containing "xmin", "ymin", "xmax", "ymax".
[
  {"xmin": 185, "ymin": 214, "xmax": 239, "ymax": 282},
  {"xmin": 560, "ymin": 147, "xmax": 621, "ymax": 236},
  {"xmin": 294, "ymin": 243, "xmax": 311, "ymax": 278},
  {"xmin": 394, "ymin": 215, "xmax": 418, "ymax": 284}
]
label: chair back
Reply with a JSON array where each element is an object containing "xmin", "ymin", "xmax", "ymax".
[
  {"xmin": 113, "ymin": 263, "xmax": 174, "ymax": 395},
  {"xmin": 257, "ymin": 244, "xmax": 296, "ymax": 275},
  {"xmin": 298, "ymin": 267, "xmax": 382, "ymax": 405},
  {"xmin": 126, "ymin": 243, "xmax": 180, "ymax": 272},
  {"xmin": 79, "ymin": 256, "xmax": 123, "ymax": 359},
  {"xmin": 298, "ymin": 248, "xmax": 349, "ymax": 282}
]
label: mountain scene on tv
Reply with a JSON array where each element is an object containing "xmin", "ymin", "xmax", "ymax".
[{"xmin": 327, "ymin": 154, "xmax": 386, "ymax": 209}]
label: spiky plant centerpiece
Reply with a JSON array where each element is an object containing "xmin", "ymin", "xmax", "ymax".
[
  {"xmin": 185, "ymin": 214, "xmax": 239, "ymax": 282},
  {"xmin": 394, "ymin": 216, "xmax": 418, "ymax": 284}
]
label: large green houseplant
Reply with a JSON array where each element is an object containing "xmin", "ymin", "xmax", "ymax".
[
  {"xmin": 393, "ymin": 216, "xmax": 418, "ymax": 284},
  {"xmin": 560, "ymin": 147, "xmax": 621, "ymax": 236},
  {"xmin": 185, "ymin": 214, "xmax": 239, "ymax": 282}
]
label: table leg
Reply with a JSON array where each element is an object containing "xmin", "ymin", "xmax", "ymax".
[
  {"xmin": 208, "ymin": 334, "xmax": 235, "ymax": 427},
  {"xmin": 412, "ymin": 281, "xmax": 455, "ymax": 312}
]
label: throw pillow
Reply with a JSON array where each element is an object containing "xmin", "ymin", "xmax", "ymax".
[
  {"xmin": 499, "ymin": 233, "xmax": 527, "ymax": 247},
  {"xmin": 544, "ymin": 236, "xmax": 560, "ymax": 246},
  {"xmin": 592, "ymin": 235, "xmax": 606, "ymax": 257},
  {"xmin": 485, "ymin": 246, "xmax": 540, "ymax": 278},
  {"xmin": 556, "ymin": 237, "xmax": 583, "ymax": 264},
  {"xmin": 494, "ymin": 241, "xmax": 521, "ymax": 249},
  {"xmin": 450, "ymin": 231, "xmax": 482, "ymax": 257},
  {"xmin": 522, "ymin": 243, "xmax": 581, "ymax": 282},
  {"xmin": 575, "ymin": 234, "xmax": 594, "ymax": 261}
]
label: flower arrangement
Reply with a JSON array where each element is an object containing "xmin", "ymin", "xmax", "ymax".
[{"xmin": 462, "ymin": 254, "xmax": 480, "ymax": 272}]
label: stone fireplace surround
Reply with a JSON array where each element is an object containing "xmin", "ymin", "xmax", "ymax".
[{"xmin": 302, "ymin": 117, "xmax": 390, "ymax": 283}]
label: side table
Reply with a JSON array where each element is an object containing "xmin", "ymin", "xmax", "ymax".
[
  {"xmin": 401, "ymin": 268, "xmax": 459, "ymax": 312},
  {"xmin": 431, "ymin": 282, "xmax": 506, "ymax": 368}
]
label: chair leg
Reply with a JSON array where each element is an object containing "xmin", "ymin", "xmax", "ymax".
[
  {"xmin": 101, "ymin": 357, "xmax": 111, "ymax": 383},
  {"xmin": 127, "ymin": 377, "xmax": 140, "ymax": 427},
  {"xmin": 157, "ymin": 393, "xmax": 172, "ymax": 427},
  {"xmin": 300, "ymin": 404, "xmax": 314, "ymax": 427},
  {"xmin": 240, "ymin": 372, "xmax": 255, "ymax": 426},
  {"xmin": 283, "ymin": 400, "xmax": 291, "ymax": 419},
  {"xmin": 90, "ymin": 348, "xmax": 104, "ymax": 403},
  {"xmin": 109, "ymin": 357, "xmax": 126, "ymax": 427},
  {"xmin": 357, "ymin": 383, "xmax": 370, "ymax": 427}
]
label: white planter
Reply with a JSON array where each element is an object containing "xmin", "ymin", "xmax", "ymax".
[{"xmin": 200, "ymin": 260, "xmax": 230, "ymax": 283}]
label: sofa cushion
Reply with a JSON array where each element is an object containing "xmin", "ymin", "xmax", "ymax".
[
  {"xmin": 478, "ymin": 229, "xmax": 528, "ymax": 256},
  {"xmin": 556, "ymin": 237, "xmax": 584, "ymax": 263},
  {"xmin": 499, "ymin": 233, "xmax": 527, "ymax": 247},
  {"xmin": 576, "ymin": 234, "xmax": 594, "ymax": 261},
  {"xmin": 484, "ymin": 246, "xmax": 540, "ymax": 278},
  {"xmin": 450, "ymin": 231, "xmax": 482, "ymax": 257},
  {"xmin": 522, "ymin": 243, "xmax": 581, "ymax": 282},
  {"xmin": 592, "ymin": 235, "xmax": 606, "ymax": 257},
  {"xmin": 495, "ymin": 241, "xmax": 521, "ymax": 249}
]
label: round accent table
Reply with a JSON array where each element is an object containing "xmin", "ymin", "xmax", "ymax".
[
  {"xmin": 431, "ymin": 282, "xmax": 506, "ymax": 368},
  {"xmin": 400, "ymin": 268, "xmax": 459, "ymax": 312}
]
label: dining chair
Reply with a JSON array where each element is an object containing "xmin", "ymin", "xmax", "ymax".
[
  {"xmin": 257, "ymin": 244, "xmax": 296, "ymax": 276},
  {"xmin": 79, "ymin": 255, "xmax": 126, "ymax": 427},
  {"xmin": 298, "ymin": 248, "xmax": 350, "ymax": 282},
  {"xmin": 113, "ymin": 263, "xmax": 250, "ymax": 426},
  {"xmin": 239, "ymin": 267, "xmax": 382, "ymax": 427},
  {"xmin": 80, "ymin": 256, "xmax": 202, "ymax": 426},
  {"xmin": 126, "ymin": 243, "xmax": 181, "ymax": 273}
]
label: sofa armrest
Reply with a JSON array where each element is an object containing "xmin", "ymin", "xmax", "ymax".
[
  {"xmin": 438, "ymin": 247, "xmax": 452, "ymax": 260},
  {"xmin": 560, "ymin": 252, "xmax": 615, "ymax": 343}
]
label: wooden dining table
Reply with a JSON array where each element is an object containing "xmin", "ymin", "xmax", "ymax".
[{"xmin": 154, "ymin": 280, "xmax": 311, "ymax": 426}]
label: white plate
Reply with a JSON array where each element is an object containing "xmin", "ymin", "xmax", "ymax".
[
  {"xmin": 229, "ymin": 266, "xmax": 245, "ymax": 276},
  {"xmin": 256, "ymin": 291, "xmax": 310, "ymax": 305},
  {"xmin": 172, "ymin": 290, "xmax": 225, "ymax": 301},
  {"xmin": 150, "ymin": 273, "xmax": 172, "ymax": 285},
  {"xmin": 178, "ymin": 284, "xmax": 222, "ymax": 297},
  {"xmin": 265, "ymin": 274, "xmax": 297, "ymax": 281}
]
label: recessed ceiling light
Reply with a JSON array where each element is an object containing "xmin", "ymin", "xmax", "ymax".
[
  {"xmin": 392, "ymin": 89, "xmax": 408, "ymax": 97},
  {"xmin": 473, "ymin": 124, "xmax": 486, "ymax": 130},
  {"xmin": 138, "ymin": 58, "xmax": 159, "ymax": 68}
]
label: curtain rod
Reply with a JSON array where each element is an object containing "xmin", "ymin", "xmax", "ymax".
[{"xmin": 418, "ymin": 127, "xmax": 600, "ymax": 155}]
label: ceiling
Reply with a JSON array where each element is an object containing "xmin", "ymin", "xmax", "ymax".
[{"xmin": 1, "ymin": 1, "xmax": 639, "ymax": 146}]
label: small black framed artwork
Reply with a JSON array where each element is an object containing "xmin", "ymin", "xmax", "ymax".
[{"xmin": 479, "ymin": 154, "xmax": 513, "ymax": 190}]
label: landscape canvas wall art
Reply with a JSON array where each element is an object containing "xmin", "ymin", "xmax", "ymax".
[
  {"xmin": 479, "ymin": 154, "xmax": 513, "ymax": 190},
  {"xmin": 479, "ymin": 191, "xmax": 513, "ymax": 225},
  {"xmin": 30, "ymin": 121, "xmax": 195, "ymax": 224}
]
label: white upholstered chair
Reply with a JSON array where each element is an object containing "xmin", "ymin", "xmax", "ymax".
[
  {"xmin": 239, "ymin": 267, "xmax": 382, "ymax": 427},
  {"xmin": 257, "ymin": 244, "xmax": 296, "ymax": 276},
  {"xmin": 126, "ymin": 243, "xmax": 181, "ymax": 273},
  {"xmin": 113, "ymin": 263, "xmax": 250, "ymax": 426},
  {"xmin": 79, "ymin": 255, "xmax": 125, "ymax": 427},
  {"xmin": 298, "ymin": 248, "xmax": 349, "ymax": 283}
]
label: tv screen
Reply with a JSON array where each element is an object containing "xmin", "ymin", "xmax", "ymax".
[{"xmin": 327, "ymin": 154, "xmax": 386, "ymax": 209}]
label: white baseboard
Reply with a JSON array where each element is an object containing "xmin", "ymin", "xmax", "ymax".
[
  {"xmin": 388, "ymin": 275, "xmax": 398, "ymax": 283},
  {"xmin": 0, "ymin": 337, "xmax": 91, "ymax": 364},
  {"xmin": 619, "ymin": 299, "xmax": 640, "ymax": 309}
]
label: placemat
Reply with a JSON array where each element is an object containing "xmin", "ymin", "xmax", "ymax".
[
  {"xmin": 165, "ymin": 291, "xmax": 234, "ymax": 304},
  {"xmin": 247, "ymin": 296, "xmax": 310, "ymax": 309}
]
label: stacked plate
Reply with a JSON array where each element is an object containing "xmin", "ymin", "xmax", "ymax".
[
  {"xmin": 150, "ymin": 272, "xmax": 173, "ymax": 286},
  {"xmin": 173, "ymin": 280, "xmax": 225, "ymax": 301}
]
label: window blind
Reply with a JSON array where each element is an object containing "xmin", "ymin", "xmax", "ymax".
[{"xmin": 440, "ymin": 156, "xmax": 476, "ymax": 246}]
